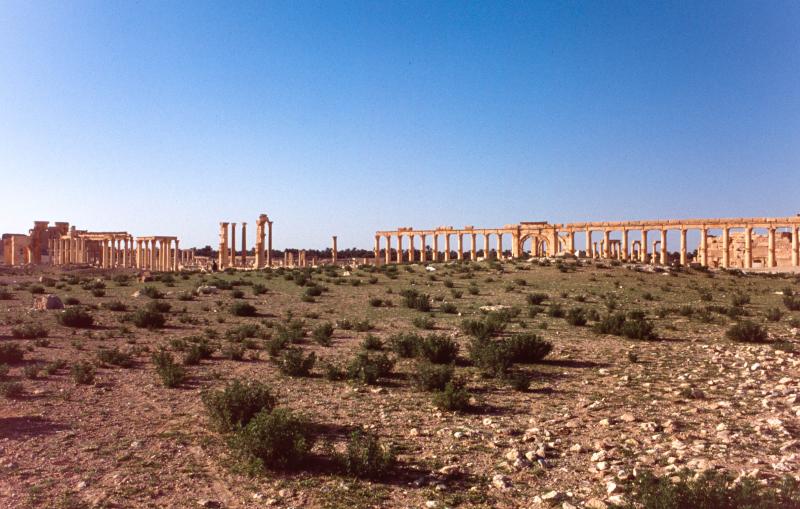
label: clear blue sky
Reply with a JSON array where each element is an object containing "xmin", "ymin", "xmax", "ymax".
[{"xmin": 1, "ymin": 1, "xmax": 798, "ymax": 250}]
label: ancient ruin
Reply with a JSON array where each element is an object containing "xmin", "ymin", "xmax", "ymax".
[
  {"xmin": 0, "ymin": 221, "xmax": 189, "ymax": 271},
  {"xmin": 218, "ymin": 214, "xmax": 274, "ymax": 269},
  {"xmin": 375, "ymin": 216, "xmax": 800, "ymax": 269}
]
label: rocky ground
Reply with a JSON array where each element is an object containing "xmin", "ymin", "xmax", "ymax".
[{"xmin": 0, "ymin": 259, "xmax": 798, "ymax": 508}]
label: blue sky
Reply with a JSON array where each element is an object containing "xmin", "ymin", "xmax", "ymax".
[{"xmin": 1, "ymin": 1, "xmax": 798, "ymax": 250}]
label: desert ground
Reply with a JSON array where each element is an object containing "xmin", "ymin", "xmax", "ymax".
[{"xmin": 1, "ymin": 259, "xmax": 798, "ymax": 508}]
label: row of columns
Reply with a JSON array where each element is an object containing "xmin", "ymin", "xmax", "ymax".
[
  {"xmin": 221, "ymin": 215, "xmax": 274, "ymax": 269},
  {"xmin": 135, "ymin": 238, "xmax": 180, "ymax": 271},
  {"xmin": 374, "ymin": 232, "xmax": 506, "ymax": 265}
]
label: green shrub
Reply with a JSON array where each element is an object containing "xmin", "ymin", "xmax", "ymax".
[
  {"xmin": 230, "ymin": 408, "xmax": 314, "ymax": 471},
  {"xmin": 783, "ymin": 295, "xmax": 800, "ymax": 311},
  {"xmin": 594, "ymin": 312, "xmax": 657, "ymax": 340},
  {"xmin": 401, "ymin": 289, "xmax": 432, "ymax": 311},
  {"xmin": 151, "ymin": 350, "xmax": 186, "ymax": 387},
  {"xmin": 361, "ymin": 334, "xmax": 383, "ymax": 351},
  {"xmin": 183, "ymin": 346, "xmax": 202, "ymax": 365},
  {"xmin": 11, "ymin": 322, "xmax": 48, "ymax": 339},
  {"xmin": 339, "ymin": 430, "xmax": 396, "ymax": 479},
  {"xmin": 0, "ymin": 343, "xmax": 25, "ymax": 364},
  {"xmin": 202, "ymin": 379, "xmax": 277, "ymax": 432},
  {"xmin": 731, "ymin": 292, "xmax": 751, "ymax": 307},
  {"xmin": 506, "ymin": 333, "xmax": 552, "ymax": 363},
  {"xmin": 433, "ymin": 378, "xmax": 471, "ymax": 411},
  {"xmin": 71, "ymin": 361, "xmax": 96, "ymax": 385},
  {"xmin": 354, "ymin": 319, "xmax": 373, "ymax": 332},
  {"xmin": 225, "ymin": 324, "xmax": 263, "ymax": 341},
  {"xmin": 322, "ymin": 361, "xmax": 347, "ymax": 381},
  {"xmin": 230, "ymin": 301, "xmax": 257, "ymax": 317},
  {"xmin": 508, "ymin": 371, "xmax": 531, "ymax": 391},
  {"xmin": 440, "ymin": 302, "xmax": 458, "ymax": 314},
  {"xmin": 526, "ymin": 293, "xmax": 548, "ymax": 305},
  {"xmin": 766, "ymin": 307, "xmax": 783, "ymax": 322},
  {"xmin": 619, "ymin": 469, "xmax": 800, "ymax": 509},
  {"xmin": 0, "ymin": 381, "xmax": 24, "ymax": 398},
  {"xmin": 468, "ymin": 338, "xmax": 513, "ymax": 377},
  {"xmin": 725, "ymin": 320, "xmax": 768, "ymax": 343},
  {"xmin": 368, "ymin": 297, "xmax": 383, "ymax": 307},
  {"xmin": 91, "ymin": 288, "xmax": 105, "ymax": 297},
  {"xmin": 145, "ymin": 300, "xmax": 171, "ymax": 313},
  {"xmin": 547, "ymin": 303, "xmax": 565, "ymax": 318},
  {"xmin": 412, "ymin": 316, "xmax": 435, "ymax": 330},
  {"xmin": 103, "ymin": 300, "xmax": 128, "ymax": 311},
  {"xmin": 414, "ymin": 361, "xmax": 453, "ymax": 391},
  {"xmin": 140, "ymin": 285, "xmax": 164, "ymax": 299},
  {"xmin": 252, "ymin": 284, "xmax": 267, "ymax": 295},
  {"xmin": 58, "ymin": 307, "xmax": 94, "ymax": 328},
  {"xmin": 312, "ymin": 322, "xmax": 334, "ymax": 346},
  {"xmin": 460, "ymin": 315, "xmax": 506, "ymax": 340},
  {"xmin": 417, "ymin": 334, "xmax": 459, "ymax": 364},
  {"xmin": 231, "ymin": 289, "xmax": 245, "ymax": 299},
  {"xmin": 222, "ymin": 343, "xmax": 246, "ymax": 361},
  {"xmin": 97, "ymin": 347, "xmax": 134, "ymax": 368},
  {"xmin": 565, "ymin": 307, "xmax": 587, "ymax": 326},
  {"xmin": 275, "ymin": 320, "xmax": 305, "ymax": 343},
  {"xmin": 129, "ymin": 309, "xmax": 166, "ymax": 329},
  {"xmin": 389, "ymin": 332, "xmax": 421, "ymax": 358},
  {"xmin": 347, "ymin": 351, "xmax": 394, "ymax": 385},
  {"xmin": 278, "ymin": 348, "xmax": 316, "ymax": 377}
]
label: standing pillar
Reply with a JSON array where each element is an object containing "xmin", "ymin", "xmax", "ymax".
[
  {"xmin": 457, "ymin": 234, "xmax": 463, "ymax": 260},
  {"xmin": 470, "ymin": 234, "xmax": 477, "ymax": 261},
  {"xmin": 484, "ymin": 234, "xmax": 490, "ymax": 260},
  {"xmin": 100, "ymin": 239, "xmax": 106, "ymax": 268},
  {"xmin": 603, "ymin": 230, "xmax": 611, "ymax": 258},
  {"xmin": 219, "ymin": 223, "xmax": 229, "ymax": 268},
  {"xmin": 640, "ymin": 230, "xmax": 648, "ymax": 263},
  {"xmin": 230, "ymin": 223, "xmax": 236, "ymax": 268},
  {"xmin": 332, "ymin": 235, "xmax": 338, "ymax": 264},
  {"xmin": 174, "ymin": 240, "xmax": 180, "ymax": 271},
  {"xmin": 744, "ymin": 227, "xmax": 753, "ymax": 268},
  {"xmin": 374, "ymin": 236, "xmax": 380, "ymax": 264},
  {"xmin": 768, "ymin": 228, "xmax": 776, "ymax": 268},
  {"xmin": 444, "ymin": 234, "xmax": 451, "ymax": 261},
  {"xmin": 408, "ymin": 235, "xmax": 415, "ymax": 262},
  {"xmin": 385, "ymin": 236, "xmax": 391, "ymax": 265},
  {"xmin": 433, "ymin": 234, "xmax": 439, "ymax": 262},
  {"xmin": 497, "ymin": 234, "xmax": 503, "ymax": 260},
  {"xmin": 568, "ymin": 231, "xmax": 576, "ymax": 256},
  {"xmin": 420, "ymin": 235, "xmax": 427, "ymax": 262},
  {"xmin": 700, "ymin": 229, "xmax": 708, "ymax": 266},
  {"xmin": 396, "ymin": 235, "xmax": 403, "ymax": 263},
  {"xmin": 660, "ymin": 229, "xmax": 668, "ymax": 265},
  {"xmin": 792, "ymin": 226, "xmax": 799, "ymax": 267},
  {"xmin": 680, "ymin": 229, "xmax": 687, "ymax": 266},
  {"xmin": 267, "ymin": 221, "xmax": 273, "ymax": 267},
  {"xmin": 722, "ymin": 227, "xmax": 730, "ymax": 268},
  {"xmin": 586, "ymin": 229, "xmax": 593, "ymax": 258},
  {"xmin": 241, "ymin": 223, "xmax": 247, "ymax": 267},
  {"xmin": 621, "ymin": 229, "xmax": 629, "ymax": 260}
]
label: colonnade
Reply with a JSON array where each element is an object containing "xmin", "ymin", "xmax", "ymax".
[
  {"xmin": 220, "ymin": 214, "xmax": 273, "ymax": 269},
  {"xmin": 375, "ymin": 217, "xmax": 800, "ymax": 269},
  {"xmin": 135, "ymin": 237, "xmax": 180, "ymax": 271},
  {"xmin": 50, "ymin": 233, "xmax": 136, "ymax": 268}
]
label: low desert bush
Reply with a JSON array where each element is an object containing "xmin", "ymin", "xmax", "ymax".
[
  {"xmin": 58, "ymin": 307, "xmax": 94, "ymax": 328},
  {"xmin": 506, "ymin": 333, "xmax": 552, "ymax": 363},
  {"xmin": 71, "ymin": 361, "xmax": 96, "ymax": 385},
  {"xmin": 230, "ymin": 301, "xmax": 257, "ymax": 317},
  {"xmin": 417, "ymin": 334, "xmax": 459, "ymax": 364},
  {"xmin": 0, "ymin": 343, "xmax": 25, "ymax": 364},
  {"xmin": 347, "ymin": 351, "xmax": 394, "ymax": 385},
  {"xmin": 433, "ymin": 378, "xmax": 471, "ymax": 411},
  {"xmin": 725, "ymin": 320, "xmax": 768, "ymax": 343},
  {"xmin": 278, "ymin": 348, "xmax": 316, "ymax": 377},
  {"xmin": 412, "ymin": 316, "xmax": 435, "ymax": 330},
  {"xmin": 97, "ymin": 347, "xmax": 134, "ymax": 368},
  {"xmin": 389, "ymin": 332, "xmax": 421, "ymax": 358},
  {"xmin": 229, "ymin": 408, "xmax": 314, "ymax": 471},
  {"xmin": 565, "ymin": 307, "xmax": 587, "ymax": 326},
  {"xmin": 338, "ymin": 430, "xmax": 396, "ymax": 479},
  {"xmin": 414, "ymin": 361, "xmax": 454, "ymax": 391},
  {"xmin": 151, "ymin": 350, "xmax": 186, "ymax": 387},
  {"xmin": 129, "ymin": 309, "xmax": 166, "ymax": 329},
  {"xmin": 140, "ymin": 285, "xmax": 164, "ymax": 299},
  {"xmin": 312, "ymin": 322, "xmax": 334, "ymax": 346},
  {"xmin": 11, "ymin": 322, "xmax": 48, "ymax": 339},
  {"xmin": 202, "ymin": 379, "xmax": 277, "ymax": 432},
  {"xmin": 361, "ymin": 334, "xmax": 383, "ymax": 351},
  {"xmin": 0, "ymin": 381, "xmax": 24, "ymax": 398}
]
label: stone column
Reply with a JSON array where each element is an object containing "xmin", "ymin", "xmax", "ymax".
[
  {"xmin": 420, "ymin": 235, "xmax": 427, "ymax": 262},
  {"xmin": 470, "ymin": 234, "xmax": 477, "ymax": 261},
  {"xmin": 497, "ymin": 234, "xmax": 503, "ymax": 260},
  {"xmin": 792, "ymin": 226, "xmax": 799, "ymax": 267},
  {"xmin": 457, "ymin": 234, "xmax": 463, "ymax": 260},
  {"xmin": 432, "ymin": 234, "xmax": 439, "ymax": 262},
  {"xmin": 680, "ymin": 229, "xmax": 687, "ymax": 266},
  {"xmin": 174, "ymin": 239, "xmax": 179, "ymax": 271},
  {"xmin": 568, "ymin": 231, "xmax": 575, "ymax": 255},
  {"xmin": 722, "ymin": 227, "xmax": 730, "ymax": 268},
  {"xmin": 230, "ymin": 223, "xmax": 236, "ymax": 268},
  {"xmin": 444, "ymin": 234, "xmax": 451, "ymax": 261},
  {"xmin": 744, "ymin": 227, "xmax": 752, "ymax": 268},
  {"xmin": 385, "ymin": 235, "xmax": 391, "ymax": 265},
  {"xmin": 586, "ymin": 229, "xmax": 593, "ymax": 258},
  {"xmin": 660, "ymin": 229, "xmax": 668, "ymax": 265},
  {"xmin": 332, "ymin": 235, "xmax": 338, "ymax": 264},
  {"xmin": 603, "ymin": 230, "xmax": 610, "ymax": 258},
  {"xmin": 219, "ymin": 222, "xmax": 229, "ymax": 268},
  {"xmin": 700, "ymin": 229, "xmax": 708, "ymax": 266},
  {"xmin": 484, "ymin": 234, "xmax": 490, "ymax": 260},
  {"xmin": 768, "ymin": 227, "xmax": 776, "ymax": 268},
  {"xmin": 241, "ymin": 223, "xmax": 247, "ymax": 267},
  {"xmin": 255, "ymin": 216, "xmax": 266, "ymax": 268},
  {"xmin": 408, "ymin": 235, "xmax": 415, "ymax": 263},
  {"xmin": 640, "ymin": 230, "xmax": 648, "ymax": 263},
  {"xmin": 621, "ymin": 229, "xmax": 629, "ymax": 260},
  {"xmin": 374, "ymin": 236, "xmax": 380, "ymax": 264},
  {"xmin": 396, "ymin": 234, "xmax": 403, "ymax": 264}
]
